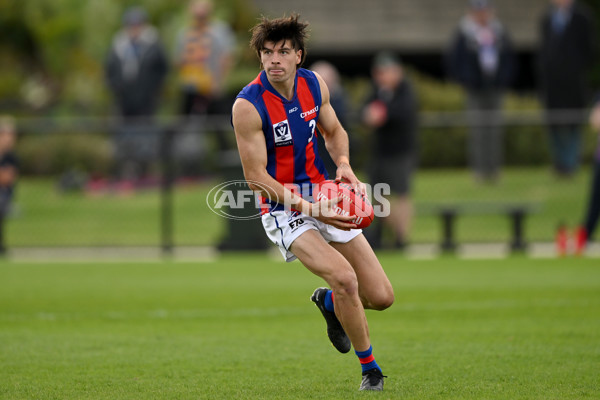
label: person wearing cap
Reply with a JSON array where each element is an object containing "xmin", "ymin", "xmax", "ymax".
[
  {"xmin": 105, "ymin": 6, "xmax": 169, "ymax": 185},
  {"xmin": 446, "ymin": 0, "xmax": 515, "ymax": 183},
  {"xmin": 362, "ymin": 52, "xmax": 418, "ymax": 250},
  {"xmin": 105, "ymin": 6, "xmax": 168, "ymax": 118},
  {"xmin": 539, "ymin": 0, "xmax": 597, "ymax": 178}
]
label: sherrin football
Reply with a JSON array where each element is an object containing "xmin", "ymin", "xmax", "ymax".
[{"xmin": 313, "ymin": 180, "xmax": 374, "ymax": 229}]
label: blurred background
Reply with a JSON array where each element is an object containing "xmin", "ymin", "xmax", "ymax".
[{"xmin": 1, "ymin": 0, "xmax": 599, "ymax": 258}]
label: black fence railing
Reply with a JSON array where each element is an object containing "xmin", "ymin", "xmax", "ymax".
[{"xmin": 5, "ymin": 109, "xmax": 595, "ymax": 255}]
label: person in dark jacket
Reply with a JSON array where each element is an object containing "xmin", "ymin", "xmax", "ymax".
[
  {"xmin": 362, "ymin": 52, "xmax": 418, "ymax": 249},
  {"xmin": 446, "ymin": 0, "xmax": 515, "ymax": 183},
  {"xmin": 539, "ymin": 0, "xmax": 596, "ymax": 177},
  {"xmin": 0, "ymin": 116, "xmax": 18, "ymax": 255},
  {"xmin": 105, "ymin": 7, "xmax": 168, "ymax": 118},
  {"xmin": 105, "ymin": 7, "xmax": 169, "ymax": 184}
]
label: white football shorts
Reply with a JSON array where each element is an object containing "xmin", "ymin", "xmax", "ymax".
[{"xmin": 261, "ymin": 209, "xmax": 362, "ymax": 262}]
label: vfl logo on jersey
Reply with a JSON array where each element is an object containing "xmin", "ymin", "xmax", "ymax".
[{"xmin": 273, "ymin": 120, "xmax": 293, "ymax": 147}]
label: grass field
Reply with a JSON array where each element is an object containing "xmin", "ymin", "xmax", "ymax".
[
  {"xmin": 1, "ymin": 254, "xmax": 599, "ymax": 399},
  {"xmin": 6, "ymin": 167, "xmax": 592, "ymax": 247}
]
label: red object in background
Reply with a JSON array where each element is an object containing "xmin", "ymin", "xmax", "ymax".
[
  {"xmin": 313, "ymin": 180, "xmax": 374, "ymax": 229},
  {"xmin": 555, "ymin": 224, "xmax": 569, "ymax": 257},
  {"xmin": 574, "ymin": 227, "xmax": 587, "ymax": 256}
]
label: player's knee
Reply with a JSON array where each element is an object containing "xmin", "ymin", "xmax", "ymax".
[
  {"xmin": 373, "ymin": 292, "xmax": 394, "ymax": 310},
  {"xmin": 370, "ymin": 286, "xmax": 394, "ymax": 310},
  {"xmin": 330, "ymin": 268, "xmax": 359, "ymax": 298}
]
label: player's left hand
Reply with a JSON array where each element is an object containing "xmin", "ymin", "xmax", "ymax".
[{"xmin": 335, "ymin": 162, "xmax": 367, "ymax": 197}]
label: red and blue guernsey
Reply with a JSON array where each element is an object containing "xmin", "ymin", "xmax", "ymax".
[{"xmin": 235, "ymin": 68, "xmax": 329, "ymax": 212}]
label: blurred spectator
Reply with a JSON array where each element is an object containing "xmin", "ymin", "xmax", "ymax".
[
  {"xmin": 362, "ymin": 52, "xmax": 418, "ymax": 249},
  {"xmin": 174, "ymin": 0, "xmax": 235, "ymax": 116},
  {"xmin": 0, "ymin": 116, "xmax": 18, "ymax": 255},
  {"xmin": 105, "ymin": 6, "xmax": 168, "ymax": 119},
  {"xmin": 446, "ymin": 0, "xmax": 516, "ymax": 183},
  {"xmin": 574, "ymin": 96, "xmax": 600, "ymax": 255},
  {"xmin": 105, "ymin": 6, "xmax": 168, "ymax": 184},
  {"xmin": 173, "ymin": 0, "xmax": 235, "ymax": 177},
  {"xmin": 539, "ymin": 0, "xmax": 596, "ymax": 177},
  {"xmin": 309, "ymin": 61, "xmax": 349, "ymax": 178}
]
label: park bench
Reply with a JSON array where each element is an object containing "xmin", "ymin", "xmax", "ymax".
[{"xmin": 417, "ymin": 202, "xmax": 542, "ymax": 253}]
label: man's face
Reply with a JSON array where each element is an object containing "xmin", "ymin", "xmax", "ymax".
[
  {"xmin": 260, "ymin": 40, "xmax": 302, "ymax": 84},
  {"xmin": 126, "ymin": 24, "xmax": 143, "ymax": 39},
  {"xmin": 192, "ymin": 2, "xmax": 211, "ymax": 26},
  {"xmin": 471, "ymin": 8, "xmax": 493, "ymax": 25},
  {"xmin": 0, "ymin": 129, "xmax": 15, "ymax": 152},
  {"xmin": 373, "ymin": 64, "xmax": 403, "ymax": 90}
]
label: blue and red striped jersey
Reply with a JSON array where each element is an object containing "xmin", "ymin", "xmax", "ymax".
[{"xmin": 235, "ymin": 68, "xmax": 329, "ymax": 211}]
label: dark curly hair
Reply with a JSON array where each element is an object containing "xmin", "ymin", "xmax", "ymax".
[{"xmin": 249, "ymin": 14, "xmax": 310, "ymax": 67}]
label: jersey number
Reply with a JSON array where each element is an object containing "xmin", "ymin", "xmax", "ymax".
[{"xmin": 308, "ymin": 119, "xmax": 316, "ymax": 143}]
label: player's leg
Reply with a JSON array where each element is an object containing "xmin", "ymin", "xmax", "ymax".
[
  {"xmin": 330, "ymin": 233, "xmax": 394, "ymax": 311},
  {"xmin": 290, "ymin": 229, "xmax": 371, "ymax": 352},
  {"xmin": 263, "ymin": 212, "xmax": 385, "ymax": 389},
  {"xmin": 293, "ymin": 229, "xmax": 386, "ymax": 390}
]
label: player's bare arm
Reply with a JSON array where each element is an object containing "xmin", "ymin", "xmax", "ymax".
[
  {"xmin": 232, "ymin": 97, "xmax": 356, "ymax": 229},
  {"xmin": 313, "ymin": 72, "xmax": 366, "ymax": 194}
]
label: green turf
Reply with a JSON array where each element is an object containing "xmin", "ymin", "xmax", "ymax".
[
  {"xmin": 411, "ymin": 167, "xmax": 590, "ymax": 244},
  {"xmin": 6, "ymin": 167, "xmax": 592, "ymax": 247},
  {"xmin": 8, "ymin": 178, "xmax": 224, "ymax": 247},
  {"xmin": 1, "ymin": 255, "xmax": 599, "ymax": 399}
]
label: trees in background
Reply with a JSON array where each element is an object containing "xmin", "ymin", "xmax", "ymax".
[{"xmin": 0, "ymin": 0, "xmax": 255, "ymax": 114}]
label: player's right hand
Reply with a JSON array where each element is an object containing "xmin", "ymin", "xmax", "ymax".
[{"xmin": 309, "ymin": 197, "xmax": 357, "ymax": 231}]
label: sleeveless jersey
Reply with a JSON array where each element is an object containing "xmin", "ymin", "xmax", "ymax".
[{"xmin": 235, "ymin": 68, "xmax": 329, "ymax": 212}]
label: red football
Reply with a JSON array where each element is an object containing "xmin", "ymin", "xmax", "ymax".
[{"xmin": 313, "ymin": 180, "xmax": 374, "ymax": 229}]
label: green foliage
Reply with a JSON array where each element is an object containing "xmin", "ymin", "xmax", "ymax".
[
  {"xmin": 1, "ymin": 0, "xmax": 597, "ymax": 167},
  {"xmin": 502, "ymin": 93, "xmax": 549, "ymax": 166},
  {"xmin": 405, "ymin": 70, "xmax": 596, "ymax": 167},
  {"xmin": 0, "ymin": 56, "xmax": 24, "ymax": 100},
  {"xmin": 419, "ymin": 127, "xmax": 468, "ymax": 167},
  {"xmin": 17, "ymin": 132, "xmax": 112, "ymax": 175},
  {"xmin": 0, "ymin": 0, "xmax": 257, "ymax": 112},
  {"xmin": 410, "ymin": 69, "xmax": 465, "ymax": 112}
]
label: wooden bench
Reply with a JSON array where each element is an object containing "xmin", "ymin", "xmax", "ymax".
[{"xmin": 417, "ymin": 202, "xmax": 541, "ymax": 253}]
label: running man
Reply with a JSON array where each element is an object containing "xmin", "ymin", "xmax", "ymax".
[{"xmin": 231, "ymin": 15, "xmax": 394, "ymax": 391}]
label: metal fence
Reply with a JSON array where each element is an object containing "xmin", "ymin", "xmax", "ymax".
[{"xmin": 4, "ymin": 109, "xmax": 596, "ymax": 256}]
